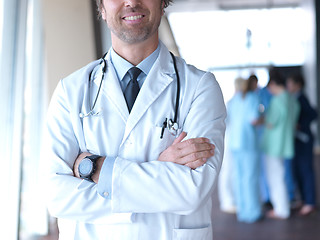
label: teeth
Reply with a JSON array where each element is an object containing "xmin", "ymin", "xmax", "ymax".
[{"xmin": 125, "ymin": 15, "xmax": 143, "ymax": 21}]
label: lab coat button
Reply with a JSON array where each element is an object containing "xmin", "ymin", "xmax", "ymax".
[{"xmin": 103, "ymin": 192, "xmax": 109, "ymax": 197}]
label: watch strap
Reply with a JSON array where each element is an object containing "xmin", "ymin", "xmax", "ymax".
[{"xmin": 86, "ymin": 154, "xmax": 100, "ymax": 163}]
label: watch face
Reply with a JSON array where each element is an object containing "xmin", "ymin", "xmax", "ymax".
[{"xmin": 79, "ymin": 158, "xmax": 93, "ymax": 177}]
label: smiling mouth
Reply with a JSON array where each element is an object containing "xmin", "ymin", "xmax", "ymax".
[{"xmin": 123, "ymin": 15, "xmax": 144, "ymax": 21}]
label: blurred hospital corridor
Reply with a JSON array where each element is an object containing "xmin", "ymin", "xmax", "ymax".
[{"xmin": 211, "ymin": 155, "xmax": 320, "ymax": 240}]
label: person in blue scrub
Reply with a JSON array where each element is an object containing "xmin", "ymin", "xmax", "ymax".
[
  {"xmin": 228, "ymin": 75, "xmax": 262, "ymax": 223},
  {"xmin": 287, "ymin": 73, "xmax": 318, "ymax": 216},
  {"xmin": 219, "ymin": 77, "xmax": 245, "ymax": 214},
  {"xmin": 257, "ymin": 82, "xmax": 272, "ymax": 205}
]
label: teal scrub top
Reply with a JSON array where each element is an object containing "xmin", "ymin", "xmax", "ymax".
[{"xmin": 262, "ymin": 91, "xmax": 300, "ymax": 158}]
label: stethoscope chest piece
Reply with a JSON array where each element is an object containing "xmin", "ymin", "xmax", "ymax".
[
  {"xmin": 160, "ymin": 118, "xmax": 179, "ymax": 139},
  {"xmin": 167, "ymin": 119, "xmax": 178, "ymax": 135}
]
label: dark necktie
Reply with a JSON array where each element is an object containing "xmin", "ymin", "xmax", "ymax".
[{"xmin": 124, "ymin": 67, "xmax": 142, "ymax": 112}]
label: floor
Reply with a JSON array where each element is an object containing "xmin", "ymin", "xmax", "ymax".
[
  {"xmin": 212, "ymin": 202, "xmax": 320, "ymax": 240},
  {"xmin": 212, "ymin": 154, "xmax": 320, "ymax": 240}
]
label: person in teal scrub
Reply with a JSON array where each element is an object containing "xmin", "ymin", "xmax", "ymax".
[{"xmin": 262, "ymin": 69, "xmax": 300, "ymax": 219}]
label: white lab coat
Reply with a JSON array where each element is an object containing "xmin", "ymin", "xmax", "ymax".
[{"xmin": 44, "ymin": 42, "xmax": 226, "ymax": 240}]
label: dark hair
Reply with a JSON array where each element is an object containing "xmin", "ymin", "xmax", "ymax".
[
  {"xmin": 95, "ymin": 0, "xmax": 173, "ymax": 17},
  {"xmin": 248, "ymin": 75, "xmax": 258, "ymax": 90},
  {"xmin": 268, "ymin": 68, "xmax": 286, "ymax": 87},
  {"xmin": 287, "ymin": 73, "xmax": 305, "ymax": 89},
  {"xmin": 242, "ymin": 74, "xmax": 258, "ymax": 97}
]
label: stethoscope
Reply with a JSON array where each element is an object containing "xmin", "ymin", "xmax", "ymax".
[{"xmin": 79, "ymin": 52, "xmax": 180, "ymax": 139}]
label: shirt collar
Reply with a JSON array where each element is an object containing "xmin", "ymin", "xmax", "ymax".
[{"xmin": 110, "ymin": 44, "xmax": 160, "ymax": 81}]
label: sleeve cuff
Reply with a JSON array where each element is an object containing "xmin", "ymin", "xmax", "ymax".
[{"xmin": 97, "ymin": 157, "xmax": 116, "ymax": 199}]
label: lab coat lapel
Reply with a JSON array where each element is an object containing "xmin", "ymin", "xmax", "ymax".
[
  {"xmin": 122, "ymin": 47, "xmax": 175, "ymax": 144},
  {"xmin": 97, "ymin": 54, "xmax": 129, "ymax": 123}
]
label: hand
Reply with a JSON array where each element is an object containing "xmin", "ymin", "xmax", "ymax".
[
  {"xmin": 158, "ymin": 132, "xmax": 215, "ymax": 169},
  {"xmin": 73, "ymin": 152, "xmax": 105, "ymax": 184},
  {"xmin": 252, "ymin": 116, "xmax": 264, "ymax": 126}
]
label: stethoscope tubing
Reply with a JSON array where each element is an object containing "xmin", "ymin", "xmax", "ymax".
[
  {"xmin": 170, "ymin": 52, "xmax": 180, "ymax": 125},
  {"xmin": 83, "ymin": 52, "xmax": 180, "ymax": 137}
]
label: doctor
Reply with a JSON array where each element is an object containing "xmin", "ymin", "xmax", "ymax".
[{"xmin": 44, "ymin": 0, "xmax": 226, "ymax": 239}]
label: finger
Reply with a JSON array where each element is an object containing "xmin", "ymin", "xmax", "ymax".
[
  {"xmin": 185, "ymin": 158, "xmax": 207, "ymax": 170},
  {"xmin": 177, "ymin": 137, "xmax": 211, "ymax": 150},
  {"xmin": 172, "ymin": 131, "xmax": 187, "ymax": 145},
  {"xmin": 177, "ymin": 149, "xmax": 214, "ymax": 165},
  {"xmin": 178, "ymin": 142, "xmax": 215, "ymax": 158}
]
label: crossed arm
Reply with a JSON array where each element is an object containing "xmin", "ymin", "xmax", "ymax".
[
  {"xmin": 46, "ymin": 71, "xmax": 225, "ymax": 221},
  {"xmin": 73, "ymin": 131, "xmax": 216, "ymax": 183}
]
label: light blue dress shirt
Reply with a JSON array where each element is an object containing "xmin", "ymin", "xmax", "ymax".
[
  {"xmin": 97, "ymin": 44, "xmax": 160, "ymax": 199},
  {"xmin": 110, "ymin": 45, "xmax": 160, "ymax": 92}
]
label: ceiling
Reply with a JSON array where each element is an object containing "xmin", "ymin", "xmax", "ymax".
[{"xmin": 167, "ymin": 0, "xmax": 303, "ymax": 12}]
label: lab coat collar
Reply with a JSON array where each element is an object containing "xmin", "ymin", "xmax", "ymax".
[
  {"xmin": 122, "ymin": 42, "xmax": 176, "ymax": 144},
  {"xmin": 99, "ymin": 51, "xmax": 130, "ymax": 123}
]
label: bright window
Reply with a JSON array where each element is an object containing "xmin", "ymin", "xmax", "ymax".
[
  {"xmin": 0, "ymin": 0, "xmax": 47, "ymax": 239},
  {"xmin": 0, "ymin": 0, "xmax": 3, "ymax": 55},
  {"xmin": 20, "ymin": 0, "xmax": 47, "ymax": 238},
  {"xmin": 168, "ymin": 7, "xmax": 306, "ymax": 102}
]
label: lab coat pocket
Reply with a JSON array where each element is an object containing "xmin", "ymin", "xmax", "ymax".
[
  {"xmin": 147, "ymin": 126, "xmax": 175, "ymax": 160},
  {"xmin": 143, "ymin": 124, "xmax": 180, "ymax": 162},
  {"xmin": 173, "ymin": 226, "xmax": 210, "ymax": 240},
  {"xmin": 154, "ymin": 124, "xmax": 183, "ymax": 149}
]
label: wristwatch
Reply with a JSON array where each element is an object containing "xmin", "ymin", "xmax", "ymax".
[{"xmin": 78, "ymin": 155, "xmax": 100, "ymax": 181}]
